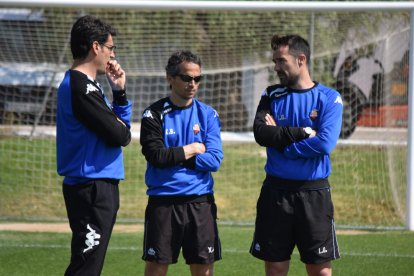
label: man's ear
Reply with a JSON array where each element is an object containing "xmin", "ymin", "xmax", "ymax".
[
  {"xmin": 166, "ymin": 74, "xmax": 173, "ymax": 89},
  {"xmin": 91, "ymin": 41, "xmax": 100, "ymax": 55},
  {"xmin": 298, "ymin": 54, "xmax": 306, "ymax": 67}
]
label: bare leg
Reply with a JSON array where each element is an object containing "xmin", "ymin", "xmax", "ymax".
[
  {"xmin": 265, "ymin": 260, "xmax": 290, "ymax": 276},
  {"xmin": 190, "ymin": 263, "xmax": 214, "ymax": 276},
  {"xmin": 144, "ymin": 261, "xmax": 168, "ymax": 276},
  {"xmin": 305, "ymin": 261, "xmax": 332, "ymax": 276}
]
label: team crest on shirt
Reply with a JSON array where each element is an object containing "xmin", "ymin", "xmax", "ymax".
[
  {"xmin": 309, "ymin": 109, "xmax": 318, "ymax": 121},
  {"xmin": 193, "ymin": 123, "xmax": 200, "ymax": 135}
]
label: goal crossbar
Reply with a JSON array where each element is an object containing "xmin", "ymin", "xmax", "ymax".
[{"xmin": 1, "ymin": 1, "xmax": 414, "ymax": 11}]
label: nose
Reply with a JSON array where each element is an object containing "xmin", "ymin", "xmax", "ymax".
[
  {"xmin": 187, "ymin": 79, "xmax": 197, "ymax": 86},
  {"xmin": 274, "ymin": 63, "xmax": 281, "ymax": 72},
  {"xmin": 110, "ymin": 51, "xmax": 116, "ymax": 59}
]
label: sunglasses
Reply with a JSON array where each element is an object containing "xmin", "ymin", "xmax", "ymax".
[{"xmin": 177, "ymin": 74, "xmax": 203, "ymax": 83}]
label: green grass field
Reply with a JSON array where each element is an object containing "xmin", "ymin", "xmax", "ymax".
[
  {"xmin": 0, "ymin": 137, "xmax": 407, "ymax": 228},
  {"xmin": 1, "ymin": 225, "xmax": 414, "ymax": 275},
  {"xmin": 0, "ymin": 135, "xmax": 412, "ymax": 275}
]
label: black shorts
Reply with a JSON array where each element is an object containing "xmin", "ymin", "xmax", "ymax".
[
  {"xmin": 63, "ymin": 179, "xmax": 119, "ymax": 276},
  {"xmin": 250, "ymin": 183, "xmax": 340, "ymax": 264},
  {"xmin": 142, "ymin": 194, "xmax": 221, "ymax": 265}
]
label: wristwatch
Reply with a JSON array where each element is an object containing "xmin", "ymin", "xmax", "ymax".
[{"xmin": 303, "ymin": 127, "xmax": 312, "ymax": 137}]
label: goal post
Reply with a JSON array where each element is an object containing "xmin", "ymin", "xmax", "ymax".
[
  {"xmin": 0, "ymin": 0, "xmax": 413, "ymax": 230},
  {"xmin": 407, "ymin": 8, "xmax": 414, "ymax": 231}
]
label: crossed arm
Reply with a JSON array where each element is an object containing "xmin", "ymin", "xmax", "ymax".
[
  {"xmin": 264, "ymin": 113, "xmax": 316, "ymax": 137},
  {"xmin": 253, "ymin": 95, "xmax": 312, "ymax": 152},
  {"xmin": 140, "ymin": 108, "xmax": 223, "ymax": 171}
]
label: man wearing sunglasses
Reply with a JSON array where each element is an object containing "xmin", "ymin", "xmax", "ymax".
[
  {"xmin": 56, "ymin": 15, "xmax": 132, "ymax": 275},
  {"xmin": 140, "ymin": 50, "xmax": 223, "ymax": 276}
]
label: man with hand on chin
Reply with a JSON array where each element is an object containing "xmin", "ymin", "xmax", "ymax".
[{"xmin": 56, "ymin": 15, "xmax": 132, "ymax": 276}]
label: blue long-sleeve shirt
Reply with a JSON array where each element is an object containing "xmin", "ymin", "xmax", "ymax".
[
  {"xmin": 56, "ymin": 70, "xmax": 132, "ymax": 185},
  {"xmin": 140, "ymin": 97, "xmax": 223, "ymax": 196},
  {"xmin": 253, "ymin": 82, "xmax": 343, "ymax": 181}
]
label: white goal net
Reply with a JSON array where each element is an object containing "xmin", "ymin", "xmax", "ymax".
[{"xmin": 0, "ymin": 1, "xmax": 411, "ymax": 229}]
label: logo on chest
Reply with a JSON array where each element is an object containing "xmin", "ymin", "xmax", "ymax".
[
  {"xmin": 193, "ymin": 123, "xmax": 200, "ymax": 135},
  {"xmin": 165, "ymin": 128, "xmax": 176, "ymax": 135},
  {"xmin": 277, "ymin": 114, "xmax": 287, "ymax": 121},
  {"xmin": 309, "ymin": 109, "xmax": 318, "ymax": 121}
]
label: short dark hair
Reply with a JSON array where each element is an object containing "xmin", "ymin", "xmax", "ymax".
[
  {"xmin": 70, "ymin": 15, "xmax": 117, "ymax": 60},
  {"xmin": 271, "ymin": 34, "xmax": 310, "ymax": 64},
  {"xmin": 165, "ymin": 50, "xmax": 201, "ymax": 76}
]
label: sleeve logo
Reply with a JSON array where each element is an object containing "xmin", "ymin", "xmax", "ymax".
[
  {"xmin": 334, "ymin": 96, "xmax": 343, "ymax": 105},
  {"xmin": 142, "ymin": 109, "xmax": 153, "ymax": 119},
  {"xmin": 85, "ymin": 83, "xmax": 99, "ymax": 95}
]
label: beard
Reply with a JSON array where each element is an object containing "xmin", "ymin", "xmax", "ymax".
[
  {"xmin": 278, "ymin": 72, "xmax": 300, "ymax": 88},
  {"xmin": 98, "ymin": 68, "xmax": 106, "ymax": 75}
]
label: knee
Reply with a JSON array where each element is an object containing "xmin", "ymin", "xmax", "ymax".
[
  {"xmin": 145, "ymin": 261, "xmax": 168, "ymax": 276},
  {"xmin": 306, "ymin": 262, "xmax": 332, "ymax": 276},
  {"xmin": 265, "ymin": 261, "xmax": 289, "ymax": 276},
  {"xmin": 189, "ymin": 264, "xmax": 214, "ymax": 276}
]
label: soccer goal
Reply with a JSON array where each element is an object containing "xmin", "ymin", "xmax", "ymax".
[{"xmin": 0, "ymin": 0, "xmax": 413, "ymax": 230}]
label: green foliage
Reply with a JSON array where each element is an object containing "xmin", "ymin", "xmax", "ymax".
[{"xmin": 9, "ymin": 8, "xmax": 409, "ymax": 71}]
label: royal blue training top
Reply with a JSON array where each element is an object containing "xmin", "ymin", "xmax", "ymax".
[
  {"xmin": 140, "ymin": 97, "xmax": 223, "ymax": 196},
  {"xmin": 56, "ymin": 70, "xmax": 132, "ymax": 185},
  {"xmin": 253, "ymin": 82, "xmax": 343, "ymax": 181}
]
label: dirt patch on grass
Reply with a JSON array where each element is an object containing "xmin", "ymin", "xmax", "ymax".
[
  {"xmin": 336, "ymin": 229, "xmax": 373, "ymax": 235},
  {"xmin": 0, "ymin": 223, "xmax": 373, "ymax": 235},
  {"xmin": 0, "ymin": 223, "xmax": 143, "ymax": 233}
]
